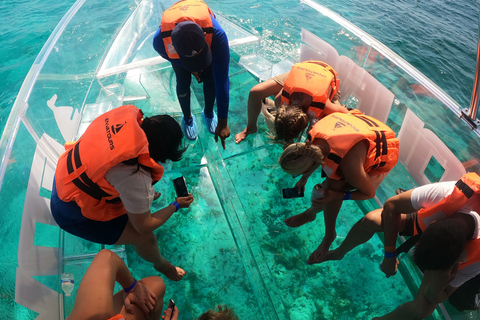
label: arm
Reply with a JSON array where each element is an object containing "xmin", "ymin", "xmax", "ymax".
[
  {"xmin": 381, "ymin": 190, "xmax": 415, "ymax": 277},
  {"xmin": 67, "ymin": 249, "xmax": 157, "ymax": 320},
  {"xmin": 373, "ymin": 266, "xmax": 458, "ymax": 320},
  {"xmin": 211, "ymin": 18, "xmax": 231, "ymax": 148},
  {"xmin": 128, "ymin": 195, "xmax": 194, "ymax": 234},
  {"xmin": 323, "ymin": 99, "xmax": 349, "ymax": 115}
]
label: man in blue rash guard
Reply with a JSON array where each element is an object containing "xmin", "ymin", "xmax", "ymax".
[{"xmin": 153, "ymin": 0, "xmax": 230, "ymax": 149}]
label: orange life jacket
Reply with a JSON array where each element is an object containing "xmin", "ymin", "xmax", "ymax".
[
  {"xmin": 281, "ymin": 60, "xmax": 340, "ymax": 118},
  {"xmin": 160, "ymin": 0, "xmax": 214, "ymax": 59},
  {"xmin": 308, "ymin": 112, "xmax": 399, "ymax": 180},
  {"xmin": 414, "ymin": 172, "xmax": 480, "ymax": 234},
  {"xmin": 55, "ymin": 105, "xmax": 164, "ymax": 221}
]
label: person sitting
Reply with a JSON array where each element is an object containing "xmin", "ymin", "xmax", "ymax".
[
  {"xmin": 67, "ymin": 249, "xmax": 164, "ymax": 320},
  {"xmin": 235, "ymin": 60, "xmax": 348, "ymax": 143},
  {"xmin": 153, "ymin": 0, "xmax": 230, "ymax": 148},
  {"xmin": 51, "ymin": 105, "xmax": 193, "ymax": 281},
  {"xmin": 278, "ymin": 111, "xmax": 399, "ymax": 263},
  {"xmin": 313, "ymin": 173, "xmax": 480, "ymax": 319},
  {"xmin": 163, "ymin": 305, "xmax": 239, "ymax": 320}
]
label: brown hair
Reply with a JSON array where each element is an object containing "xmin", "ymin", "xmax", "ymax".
[
  {"xmin": 197, "ymin": 305, "xmax": 239, "ymax": 320},
  {"xmin": 274, "ymin": 105, "xmax": 309, "ymax": 141}
]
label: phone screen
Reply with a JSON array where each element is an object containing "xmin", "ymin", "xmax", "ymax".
[
  {"xmin": 282, "ymin": 187, "xmax": 304, "ymax": 199},
  {"xmin": 173, "ymin": 177, "xmax": 189, "ymax": 197}
]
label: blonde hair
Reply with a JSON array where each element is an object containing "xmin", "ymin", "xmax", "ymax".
[
  {"xmin": 278, "ymin": 142, "xmax": 324, "ymax": 176},
  {"xmin": 274, "ymin": 105, "xmax": 309, "ymax": 141}
]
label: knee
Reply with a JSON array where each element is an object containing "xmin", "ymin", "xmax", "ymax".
[
  {"xmin": 249, "ymin": 86, "xmax": 268, "ymax": 101},
  {"xmin": 362, "ymin": 209, "xmax": 383, "ymax": 230},
  {"xmin": 141, "ymin": 276, "xmax": 166, "ymax": 300}
]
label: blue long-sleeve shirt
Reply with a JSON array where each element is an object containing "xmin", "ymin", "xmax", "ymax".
[{"xmin": 153, "ymin": 15, "xmax": 230, "ymax": 119}]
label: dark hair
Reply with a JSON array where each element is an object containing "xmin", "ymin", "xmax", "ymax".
[
  {"xmin": 197, "ymin": 305, "xmax": 239, "ymax": 320},
  {"xmin": 274, "ymin": 105, "xmax": 309, "ymax": 141},
  {"xmin": 141, "ymin": 115, "xmax": 187, "ymax": 163},
  {"xmin": 413, "ymin": 216, "xmax": 467, "ymax": 271}
]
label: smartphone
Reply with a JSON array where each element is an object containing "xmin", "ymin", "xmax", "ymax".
[
  {"xmin": 282, "ymin": 187, "xmax": 304, "ymax": 199},
  {"xmin": 168, "ymin": 299, "xmax": 175, "ymax": 319},
  {"xmin": 173, "ymin": 177, "xmax": 189, "ymax": 197}
]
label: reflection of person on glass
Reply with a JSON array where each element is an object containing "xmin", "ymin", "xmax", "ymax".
[
  {"xmin": 51, "ymin": 106, "xmax": 193, "ymax": 281},
  {"xmin": 278, "ymin": 111, "xmax": 399, "ymax": 263},
  {"xmin": 67, "ymin": 249, "xmax": 164, "ymax": 320},
  {"xmin": 153, "ymin": 0, "xmax": 230, "ymax": 148}
]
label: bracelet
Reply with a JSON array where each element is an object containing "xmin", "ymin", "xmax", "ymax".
[
  {"xmin": 170, "ymin": 201, "xmax": 181, "ymax": 212},
  {"xmin": 343, "ymin": 191, "xmax": 352, "ymax": 200},
  {"xmin": 124, "ymin": 279, "xmax": 137, "ymax": 293},
  {"xmin": 384, "ymin": 251, "xmax": 396, "ymax": 258},
  {"xmin": 384, "ymin": 245, "xmax": 396, "ymax": 253}
]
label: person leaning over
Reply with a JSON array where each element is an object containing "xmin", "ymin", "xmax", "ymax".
[
  {"xmin": 235, "ymin": 60, "xmax": 348, "ymax": 143},
  {"xmin": 153, "ymin": 0, "xmax": 230, "ymax": 148},
  {"xmin": 51, "ymin": 105, "xmax": 193, "ymax": 281},
  {"xmin": 278, "ymin": 111, "xmax": 399, "ymax": 264},
  {"xmin": 311, "ymin": 172, "xmax": 480, "ymax": 319}
]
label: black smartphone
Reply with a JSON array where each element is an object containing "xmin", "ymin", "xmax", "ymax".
[
  {"xmin": 173, "ymin": 177, "xmax": 189, "ymax": 197},
  {"xmin": 282, "ymin": 187, "xmax": 304, "ymax": 199},
  {"xmin": 168, "ymin": 299, "xmax": 175, "ymax": 319}
]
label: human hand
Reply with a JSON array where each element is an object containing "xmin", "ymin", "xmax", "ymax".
[
  {"xmin": 192, "ymin": 72, "xmax": 202, "ymax": 83},
  {"xmin": 215, "ymin": 119, "xmax": 230, "ymax": 150},
  {"xmin": 154, "ymin": 192, "xmax": 161, "ymax": 201},
  {"xmin": 123, "ymin": 281, "xmax": 157, "ymax": 317},
  {"xmin": 162, "ymin": 306, "xmax": 179, "ymax": 320},
  {"xmin": 380, "ymin": 257, "xmax": 399, "ymax": 278},
  {"xmin": 175, "ymin": 194, "xmax": 194, "ymax": 208},
  {"xmin": 294, "ymin": 176, "xmax": 308, "ymax": 193},
  {"xmin": 311, "ymin": 188, "xmax": 342, "ymax": 207}
]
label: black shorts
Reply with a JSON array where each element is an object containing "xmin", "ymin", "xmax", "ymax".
[
  {"xmin": 399, "ymin": 212, "xmax": 417, "ymax": 237},
  {"xmin": 50, "ymin": 178, "xmax": 128, "ymax": 245}
]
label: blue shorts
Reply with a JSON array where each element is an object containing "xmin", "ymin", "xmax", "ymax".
[{"xmin": 50, "ymin": 178, "xmax": 128, "ymax": 245}]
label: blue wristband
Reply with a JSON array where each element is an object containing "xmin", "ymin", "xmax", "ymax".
[
  {"xmin": 384, "ymin": 251, "xmax": 396, "ymax": 258},
  {"xmin": 170, "ymin": 201, "xmax": 181, "ymax": 212},
  {"xmin": 123, "ymin": 279, "xmax": 137, "ymax": 293},
  {"xmin": 343, "ymin": 191, "xmax": 352, "ymax": 200}
]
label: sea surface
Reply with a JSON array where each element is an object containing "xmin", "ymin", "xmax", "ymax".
[{"xmin": 1, "ymin": 0, "xmax": 479, "ymax": 136}]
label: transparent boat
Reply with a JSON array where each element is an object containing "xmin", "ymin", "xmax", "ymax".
[{"xmin": 3, "ymin": 0, "xmax": 479, "ymax": 319}]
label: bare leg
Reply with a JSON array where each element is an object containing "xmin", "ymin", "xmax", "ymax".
[
  {"xmin": 310, "ymin": 209, "xmax": 384, "ymax": 264},
  {"xmin": 113, "ymin": 276, "xmax": 166, "ymax": 320},
  {"xmin": 307, "ymin": 199, "xmax": 343, "ymax": 264},
  {"xmin": 235, "ymin": 79, "xmax": 283, "ymax": 143},
  {"xmin": 285, "ymin": 205, "xmax": 323, "ymax": 227},
  {"xmin": 116, "ymin": 222, "xmax": 186, "ymax": 281}
]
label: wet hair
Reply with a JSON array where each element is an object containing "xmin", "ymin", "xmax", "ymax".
[
  {"xmin": 197, "ymin": 305, "xmax": 239, "ymax": 320},
  {"xmin": 274, "ymin": 105, "xmax": 309, "ymax": 141},
  {"xmin": 413, "ymin": 216, "xmax": 467, "ymax": 271},
  {"xmin": 141, "ymin": 115, "xmax": 187, "ymax": 163},
  {"xmin": 278, "ymin": 142, "xmax": 324, "ymax": 176}
]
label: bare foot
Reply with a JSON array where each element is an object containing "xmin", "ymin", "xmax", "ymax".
[
  {"xmin": 154, "ymin": 262, "xmax": 186, "ymax": 281},
  {"xmin": 307, "ymin": 248, "xmax": 344, "ymax": 265},
  {"xmin": 306, "ymin": 237, "xmax": 336, "ymax": 264},
  {"xmin": 235, "ymin": 126, "xmax": 257, "ymax": 143},
  {"xmin": 285, "ymin": 211, "xmax": 316, "ymax": 227}
]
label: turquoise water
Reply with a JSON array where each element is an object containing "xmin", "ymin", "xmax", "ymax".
[
  {"xmin": 1, "ymin": 0, "xmax": 479, "ymax": 131},
  {"xmin": 1, "ymin": 0, "xmax": 480, "ymax": 319}
]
